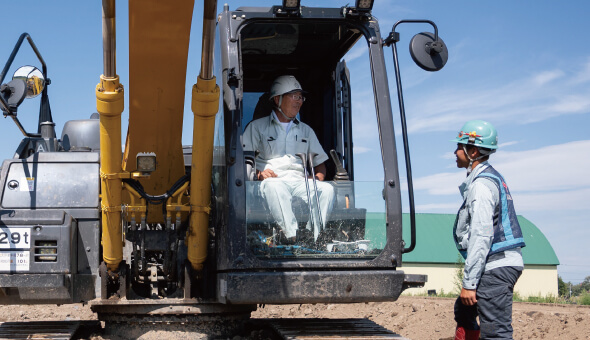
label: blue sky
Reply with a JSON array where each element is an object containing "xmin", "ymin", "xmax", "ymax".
[{"xmin": 1, "ymin": 1, "xmax": 589, "ymax": 284}]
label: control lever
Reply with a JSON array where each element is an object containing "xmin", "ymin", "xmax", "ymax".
[
  {"xmin": 295, "ymin": 153, "xmax": 315, "ymax": 234},
  {"xmin": 329, "ymin": 149, "xmax": 349, "ymax": 181},
  {"xmin": 308, "ymin": 152, "xmax": 324, "ymax": 233}
]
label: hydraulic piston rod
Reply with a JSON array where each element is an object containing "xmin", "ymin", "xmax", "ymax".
[
  {"xmin": 187, "ymin": 0, "xmax": 220, "ymax": 271},
  {"xmin": 97, "ymin": 0, "xmax": 125, "ymax": 272}
]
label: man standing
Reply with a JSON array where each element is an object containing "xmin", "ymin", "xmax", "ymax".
[
  {"xmin": 242, "ymin": 75, "xmax": 334, "ymax": 242},
  {"xmin": 451, "ymin": 120, "xmax": 525, "ymax": 340}
]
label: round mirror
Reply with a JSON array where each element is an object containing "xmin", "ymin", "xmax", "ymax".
[
  {"xmin": 12, "ymin": 66, "xmax": 45, "ymax": 99},
  {"xmin": 409, "ymin": 32, "xmax": 448, "ymax": 72}
]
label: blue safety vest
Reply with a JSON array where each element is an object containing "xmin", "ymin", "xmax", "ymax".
[{"xmin": 455, "ymin": 165, "xmax": 526, "ymax": 258}]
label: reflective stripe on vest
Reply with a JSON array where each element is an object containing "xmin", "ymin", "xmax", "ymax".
[
  {"xmin": 477, "ymin": 166, "xmax": 526, "ymax": 255},
  {"xmin": 453, "ymin": 165, "xmax": 526, "ymax": 258}
]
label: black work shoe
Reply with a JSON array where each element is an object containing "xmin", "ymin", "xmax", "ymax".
[
  {"xmin": 296, "ymin": 228, "xmax": 313, "ymax": 247},
  {"xmin": 282, "ymin": 236, "xmax": 297, "ymax": 245}
]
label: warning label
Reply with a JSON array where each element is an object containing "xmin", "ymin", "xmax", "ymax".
[{"xmin": 0, "ymin": 251, "xmax": 30, "ymax": 271}]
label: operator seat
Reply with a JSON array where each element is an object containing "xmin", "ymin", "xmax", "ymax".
[{"xmin": 252, "ymin": 92, "xmax": 273, "ymax": 121}]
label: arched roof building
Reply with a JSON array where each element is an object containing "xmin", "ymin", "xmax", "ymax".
[{"xmin": 367, "ymin": 213, "xmax": 559, "ymax": 298}]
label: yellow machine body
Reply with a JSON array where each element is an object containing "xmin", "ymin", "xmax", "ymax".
[{"xmin": 122, "ymin": 0, "xmax": 195, "ymax": 224}]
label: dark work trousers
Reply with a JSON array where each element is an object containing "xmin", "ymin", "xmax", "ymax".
[{"xmin": 454, "ymin": 266, "xmax": 522, "ymax": 340}]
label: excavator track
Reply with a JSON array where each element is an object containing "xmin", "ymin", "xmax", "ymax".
[
  {"xmin": 250, "ymin": 318, "xmax": 408, "ymax": 339},
  {"xmin": 0, "ymin": 321, "xmax": 101, "ymax": 340},
  {"xmin": 0, "ymin": 318, "xmax": 408, "ymax": 339}
]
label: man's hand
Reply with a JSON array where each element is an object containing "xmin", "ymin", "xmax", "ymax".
[
  {"xmin": 257, "ymin": 169, "xmax": 277, "ymax": 181},
  {"xmin": 314, "ymin": 163, "xmax": 327, "ymax": 181},
  {"xmin": 460, "ymin": 288, "xmax": 477, "ymax": 306}
]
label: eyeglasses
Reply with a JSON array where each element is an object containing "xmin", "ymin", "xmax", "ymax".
[{"xmin": 287, "ymin": 94, "xmax": 306, "ymax": 102}]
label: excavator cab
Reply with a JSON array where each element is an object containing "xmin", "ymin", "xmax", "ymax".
[{"xmin": 210, "ymin": 5, "xmax": 427, "ymax": 304}]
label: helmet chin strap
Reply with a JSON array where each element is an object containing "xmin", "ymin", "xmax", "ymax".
[
  {"xmin": 276, "ymin": 95, "xmax": 296, "ymax": 121},
  {"xmin": 463, "ymin": 144, "xmax": 488, "ymax": 176}
]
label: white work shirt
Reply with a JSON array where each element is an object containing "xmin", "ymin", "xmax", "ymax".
[
  {"xmin": 456, "ymin": 161, "xmax": 523, "ymax": 289},
  {"xmin": 242, "ymin": 112, "xmax": 328, "ymax": 180}
]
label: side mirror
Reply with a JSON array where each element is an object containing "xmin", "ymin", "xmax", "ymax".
[
  {"xmin": 0, "ymin": 34, "xmax": 50, "ymax": 138},
  {"xmin": 13, "ymin": 65, "xmax": 45, "ymax": 99},
  {"xmin": 0, "ymin": 78, "xmax": 27, "ymax": 113},
  {"xmin": 409, "ymin": 32, "xmax": 448, "ymax": 72}
]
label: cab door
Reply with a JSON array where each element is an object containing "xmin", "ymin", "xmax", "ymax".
[{"xmin": 214, "ymin": 6, "xmax": 423, "ymax": 305}]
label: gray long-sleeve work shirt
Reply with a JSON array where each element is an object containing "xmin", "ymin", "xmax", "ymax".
[{"xmin": 455, "ymin": 161, "xmax": 523, "ymax": 289}]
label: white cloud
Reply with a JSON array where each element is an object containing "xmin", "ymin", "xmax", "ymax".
[
  {"xmin": 412, "ymin": 140, "xmax": 590, "ymax": 212},
  {"xmin": 344, "ymin": 44, "xmax": 367, "ymax": 63},
  {"xmin": 415, "ymin": 202, "xmax": 459, "ymax": 212},
  {"xmin": 533, "ymin": 70, "xmax": 564, "ymax": 86},
  {"xmin": 441, "ymin": 151, "xmax": 456, "ymax": 160},
  {"xmin": 403, "ymin": 59, "xmax": 590, "ymax": 134},
  {"xmin": 572, "ymin": 57, "xmax": 590, "ymax": 84},
  {"xmin": 497, "ymin": 140, "xmax": 519, "ymax": 148},
  {"xmin": 412, "ymin": 171, "xmax": 463, "ymax": 195},
  {"xmin": 549, "ymin": 94, "xmax": 590, "ymax": 114},
  {"xmin": 512, "ymin": 187, "xmax": 590, "ymax": 212},
  {"xmin": 353, "ymin": 146, "xmax": 371, "ymax": 154},
  {"xmin": 493, "ymin": 140, "xmax": 590, "ymax": 193}
]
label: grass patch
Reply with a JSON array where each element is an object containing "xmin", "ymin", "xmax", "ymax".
[
  {"xmin": 406, "ymin": 291, "xmax": 576, "ymax": 304},
  {"xmin": 513, "ymin": 292, "xmax": 572, "ymax": 304},
  {"xmin": 579, "ymin": 292, "xmax": 590, "ymax": 305}
]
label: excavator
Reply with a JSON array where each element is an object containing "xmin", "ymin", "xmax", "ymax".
[{"xmin": 0, "ymin": 0, "xmax": 447, "ymax": 338}]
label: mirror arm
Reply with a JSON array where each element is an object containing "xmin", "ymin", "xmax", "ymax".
[
  {"xmin": 1, "ymin": 33, "xmax": 53, "ymax": 133},
  {"xmin": 0, "ymin": 33, "xmax": 27, "ymax": 84},
  {"xmin": 385, "ymin": 19, "xmax": 445, "ymax": 254},
  {"xmin": 26, "ymin": 35, "xmax": 48, "ymax": 80},
  {"xmin": 10, "ymin": 115, "xmax": 40, "ymax": 138},
  {"xmin": 0, "ymin": 84, "xmax": 39, "ymax": 138},
  {"xmin": 389, "ymin": 38, "xmax": 417, "ymax": 254},
  {"xmin": 0, "ymin": 33, "xmax": 47, "ymax": 85},
  {"xmin": 0, "ymin": 95, "xmax": 10, "ymax": 114},
  {"xmin": 383, "ymin": 19, "xmax": 439, "ymax": 47}
]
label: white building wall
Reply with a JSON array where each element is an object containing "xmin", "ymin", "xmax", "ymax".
[
  {"xmin": 514, "ymin": 265, "xmax": 558, "ymax": 298},
  {"xmin": 400, "ymin": 264, "xmax": 558, "ymax": 298}
]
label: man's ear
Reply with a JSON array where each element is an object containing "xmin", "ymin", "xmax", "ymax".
[
  {"xmin": 273, "ymin": 96, "xmax": 280, "ymax": 107},
  {"xmin": 469, "ymin": 146, "xmax": 481, "ymax": 159}
]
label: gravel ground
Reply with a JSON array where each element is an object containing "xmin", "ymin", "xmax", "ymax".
[{"xmin": 1, "ymin": 296, "xmax": 589, "ymax": 339}]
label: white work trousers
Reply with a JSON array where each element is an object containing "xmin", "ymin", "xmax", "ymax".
[{"xmin": 260, "ymin": 178, "xmax": 334, "ymax": 239}]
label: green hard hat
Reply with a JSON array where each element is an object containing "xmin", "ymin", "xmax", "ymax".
[{"xmin": 451, "ymin": 120, "xmax": 498, "ymax": 149}]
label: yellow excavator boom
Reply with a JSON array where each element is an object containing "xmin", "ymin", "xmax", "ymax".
[
  {"xmin": 98, "ymin": 0, "xmax": 219, "ymax": 272},
  {"xmin": 122, "ymin": 0, "xmax": 194, "ymax": 223}
]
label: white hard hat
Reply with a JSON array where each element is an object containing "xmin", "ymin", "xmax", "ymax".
[{"xmin": 269, "ymin": 75, "xmax": 304, "ymax": 99}]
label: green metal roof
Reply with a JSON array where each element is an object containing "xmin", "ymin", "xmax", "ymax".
[{"xmin": 397, "ymin": 213, "xmax": 560, "ymax": 266}]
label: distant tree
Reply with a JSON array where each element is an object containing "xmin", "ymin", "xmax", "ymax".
[
  {"xmin": 571, "ymin": 279, "xmax": 589, "ymax": 297},
  {"xmin": 558, "ymin": 276, "xmax": 568, "ymax": 297},
  {"xmin": 572, "ymin": 284, "xmax": 583, "ymax": 297}
]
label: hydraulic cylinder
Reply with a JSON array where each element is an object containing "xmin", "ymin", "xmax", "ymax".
[
  {"xmin": 187, "ymin": 76, "xmax": 219, "ymax": 271},
  {"xmin": 97, "ymin": 75, "xmax": 124, "ymax": 272}
]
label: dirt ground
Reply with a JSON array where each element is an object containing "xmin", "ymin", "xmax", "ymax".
[{"xmin": 1, "ymin": 296, "xmax": 589, "ymax": 339}]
